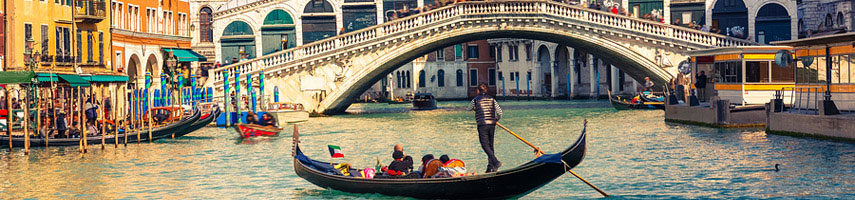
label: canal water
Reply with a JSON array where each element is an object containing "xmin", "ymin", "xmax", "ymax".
[{"xmin": 2, "ymin": 100, "xmax": 854, "ymax": 199}]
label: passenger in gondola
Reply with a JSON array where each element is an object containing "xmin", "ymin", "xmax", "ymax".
[
  {"xmin": 246, "ymin": 112, "xmax": 258, "ymax": 125},
  {"xmin": 419, "ymin": 154, "xmax": 444, "ymax": 178},
  {"xmin": 258, "ymin": 113, "xmax": 277, "ymax": 127},
  {"xmin": 68, "ymin": 122, "xmax": 81, "ymax": 138},
  {"xmin": 433, "ymin": 155, "xmax": 474, "ymax": 178},
  {"xmin": 383, "ymin": 151, "xmax": 413, "ymax": 176},
  {"xmin": 154, "ymin": 111, "xmax": 168, "ymax": 124}
]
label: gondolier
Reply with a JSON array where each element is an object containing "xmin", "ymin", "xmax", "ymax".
[{"xmin": 468, "ymin": 83, "xmax": 503, "ymax": 173}]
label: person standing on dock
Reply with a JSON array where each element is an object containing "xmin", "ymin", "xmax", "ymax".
[
  {"xmin": 695, "ymin": 71, "xmax": 707, "ymax": 102},
  {"xmin": 468, "ymin": 83, "xmax": 503, "ymax": 173}
]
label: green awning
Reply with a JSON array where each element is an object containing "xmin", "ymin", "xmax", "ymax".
[
  {"xmin": 82, "ymin": 75, "xmax": 129, "ymax": 82},
  {"xmin": 37, "ymin": 73, "xmax": 59, "ymax": 82},
  {"xmin": 164, "ymin": 48, "xmax": 207, "ymax": 62},
  {"xmin": 0, "ymin": 71, "xmax": 35, "ymax": 84},
  {"xmin": 58, "ymin": 74, "xmax": 91, "ymax": 87}
]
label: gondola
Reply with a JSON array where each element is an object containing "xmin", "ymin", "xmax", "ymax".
[
  {"xmin": 607, "ymin": 90, "xmax": 664, "ymax": 110},
  {"xmin": 0, "ymin": 110, "xmax": 199, "ymax": 147},
  {"xmin": 292, "ymin": 123, "xmax": 587, "ymax": 199},
  {"xmin": 412, "ymin": 93, "xmax": 437, "ymax": 110},
  {"xmin": 122, "ymin": 111, "xmax": 202, "ymax": 143},
  {"xmin": 168, "ymin": 107, "xmax": 220, "ymax": 138},
  {"xmin": 234, "ymin": 123, "xmax": 283, "ymax": 139}
]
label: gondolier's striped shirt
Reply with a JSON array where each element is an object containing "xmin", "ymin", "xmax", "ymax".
[{"xmin": 468, "ymin": 93, "xmax": 502, "ymax": 125}]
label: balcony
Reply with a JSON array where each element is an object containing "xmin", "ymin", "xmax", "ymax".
[{"xmin": 74, "ymin": 0, "xmax": 106, "ymax": 23}]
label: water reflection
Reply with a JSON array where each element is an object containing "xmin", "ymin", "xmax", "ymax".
[{"xmin": 1, "ymin": 101, "xmax": 854, "ymax": 199}]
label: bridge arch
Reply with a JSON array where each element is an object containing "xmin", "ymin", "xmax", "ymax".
[
  {"xmin": 320, "ymin": 25, "xmax": 676, "ymax": 113},
  {"xmin": 206, "ymin": 1, "xmax": 757, "ymax": 114}
]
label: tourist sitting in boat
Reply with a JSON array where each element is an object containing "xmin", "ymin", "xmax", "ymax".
[
  {"xmin": 432, "ymin": 155, "xmax": 476, "ymax": 178},
  {"xmin": 154, "ymin": 111, "xmax": 168, "ymax": 124},
  {"xmin": 258, "ymin": 113, "xmax": 277, "ymax": 127},
  {"xmin": 382, "ymin": 151, "xmax": 413, "ymax": 176},
  {"xmin": 418, "ymin": 154, "xmax": 444, "ymax": 178},
  {"xmin": 86, "ymin": 121, "xmax": 99, "ymax": 136},
  {"xmin": 246, "ymin": 112, "xmax": 258, "ymax": 125},
  {"xmin": 68, "ymin": 122, "xmax": 81, "ymax": 138}
]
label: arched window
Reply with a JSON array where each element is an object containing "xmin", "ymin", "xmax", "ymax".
[
  {"xmin": 199, "ymin": 7, "xmax": 213, "ymax": 42},
  {"xmin": 838, "ymin": 12, "xmax": 845, "ymax": 27},
  {"xmin": 437, "ymin": 69, "xmax": 445, "ymax": 87},
  {"xmin": 456, "ymin": 69, "xmax": 463, "ymax": 86},
  {"xmin": 395, "ymin": 71, "xmax": 402, "ymax": 88},
  {"xmin": 406, "ymin": 71, "xmax": 411, "ymax": 88},
  {"xmin": 418, "ymin": 70, "xmax": 426, "ymax": 87},
  {"xmin": 825, "ymin": 14, "xmax": 833, "ymax": 28}
]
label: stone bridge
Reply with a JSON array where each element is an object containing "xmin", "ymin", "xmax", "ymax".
[{"xmin": 205, "ymin": 0, "xmax": 756, "ymax": 114}]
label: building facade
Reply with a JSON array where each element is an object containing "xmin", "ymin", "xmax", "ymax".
[
  {"xmin": 489, "ymin": 39, "xmax": 638, "ymax": 99},
  {"xmin": 111, "ymin": 0, "xmax": 197, "ymax": 90},
  {"xmin": 797, "ymin": 0, "xmax": 855, "ymax": 38}
]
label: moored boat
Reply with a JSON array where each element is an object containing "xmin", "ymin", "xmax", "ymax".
[
  {"xmin": 608, "ymin": 90, "xmax": 664, "ymax": 110},
  {"xmin": 234, "ymin": 123, "xmax": 283, "ymax": 139},
  {"xmin": 411, "ymin": 93, "xmax": 437, "ymax": 110},
  {"xmin": 169, "ymin": 107, "xmax": 221, "ymax": 138},
  {"xmin": 0, "ymin": 110, "xmax": 199, "ymax": 147},
  {"xmin": 291, "ymin": 122, "xmax": 587, "ymax": 199},
  {"xmin": 267, "ymin": 102, "xmax": 309, "ymax": 123}
]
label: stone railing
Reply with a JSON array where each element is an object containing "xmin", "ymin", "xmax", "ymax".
[{"xmin": 209, "ymin": 0, "xmax": 755, "ymax": 86}]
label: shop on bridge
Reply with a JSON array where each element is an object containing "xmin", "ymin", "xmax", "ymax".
[
  {"xmin": 343, "ymin": 0, "xmax": 377, "ymax": 33},
  {"xmin": 302, "ymin": 0, "xmax": 337, "ymax": 44},
  {"xmin": 221, "ymin": 21, "xmax": 256, "ymax": 65},
  {"xmin": 687, "ymin": 46, "xmax": 795, "ymax": 105},
  {"xmin": 261, "ymin": 10, "xmax": 296, "ymax": 56}
]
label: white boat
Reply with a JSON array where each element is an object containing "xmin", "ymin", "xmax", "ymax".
[{"xmin": 267, "ymin": 102, "xmax": 309, "ymax": 123}]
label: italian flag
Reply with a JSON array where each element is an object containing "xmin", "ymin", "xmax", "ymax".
[{"xmin": 328, "ymin": 145, "xmax": 344, "ymax": 158}]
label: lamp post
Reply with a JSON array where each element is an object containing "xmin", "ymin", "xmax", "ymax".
[{"xmin": 22, "ymin": 38, "xmax": 41, "ymax": 155}]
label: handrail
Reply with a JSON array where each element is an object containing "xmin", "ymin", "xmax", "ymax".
[{"xmin": 208, "ymin": 0, "xmax": 757, "ymax": 87}]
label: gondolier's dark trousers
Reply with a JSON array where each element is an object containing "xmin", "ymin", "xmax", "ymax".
[{"xmin": 478, "ymin": 124, "xmax": 500, "ymax": 172}]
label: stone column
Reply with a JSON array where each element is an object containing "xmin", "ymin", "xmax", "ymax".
[
  {"xmin": 611, "ymin": 65, "xmax": 619, "ymax": 94},
  {"xmin": 569, "ymin": 48, "xmax": 576, "ymax": 98},
  {"xmin": 663, "ymin": 0, "xmax": 671, "ymax": 24},
  {"xmin": 589, "ymin": 54, "xmax": 596, "ymax": 98}
]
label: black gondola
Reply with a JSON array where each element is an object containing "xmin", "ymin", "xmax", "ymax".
[
  {"xmin": 412, "ymin": 93, "xmax": 437, "ymax": 110},
  {"xmin": 169, "ymin": 107, "xmax": 220, "ymax": 138},
  {"xmin": 0, "ymin": 109, "xmax": 200, "ymax": 147},
  {"xmin": 607, "ymin": 90, "xmax": 664, "ymax": 110},
  {"xmin": 292, "ymin": 124, "xmax": 587, "ymax": 199},
  {"xmin": 136, "ymin": 110, "xmax": 201, "ymax": 141}
]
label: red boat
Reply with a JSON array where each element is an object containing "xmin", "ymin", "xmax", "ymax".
[{"xmin": 234, "ymin": 123, "xmax": 283, "ymax": 139}]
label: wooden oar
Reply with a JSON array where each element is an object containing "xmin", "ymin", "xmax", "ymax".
[{"xmin": 496, "ymin": 122, "xmax": 609, "ymax": 197}]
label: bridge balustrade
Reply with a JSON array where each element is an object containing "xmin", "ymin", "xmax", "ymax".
[{"xmin": 209, "ymin": 0, "xmax": 755, "ymax": 87}]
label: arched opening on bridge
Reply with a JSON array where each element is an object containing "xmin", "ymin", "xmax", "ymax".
[
  {"xmin": 712, "ymin": 0, "xmax": 748, "ymax": 39},
  {"xmin": 302, "ymin": 0, "xmax": 337, "ymax": 44},
  {"xmin": 628, "ymin": 0, "xmax": 664, "ymax": 19},
  {"xmin": 261, "ymin": 10, "xmax": 296, "ymax": 55},
  {"xmin": 383, "ymin": 0, "xmax": 416, "ymax": 21},
  {"xmin": 754, "ymin": 3, "xmax": 791, "ymax": 44},
  {"xmin": 199, "ymin": 7, "xmax": 213, "ymax": 43},
  {"xmin": 343, "ymin": 0, "xmax": 377, "ymax": 32},
  {"xmin": 537, "ymin": 45, "xmax": 551, "ymax": 97},
  {"xmin": 554, "ymin": 46, "xmax": 571, "ymax": 97},
  {"xmin": 128, "ymin": 54, "xmax": 141, "ymax": 86},
  {"xmin": 221, "ymin": 21, "xmax": 255, "ymax": 64}
]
